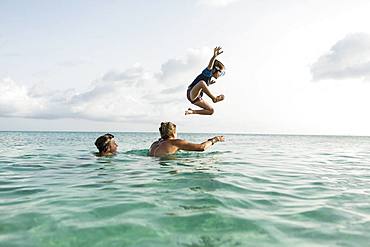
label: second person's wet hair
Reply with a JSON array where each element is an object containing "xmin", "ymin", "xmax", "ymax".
[{"xmin": 159, "ymin": 122, "xmax": 176, "ymax": 140}]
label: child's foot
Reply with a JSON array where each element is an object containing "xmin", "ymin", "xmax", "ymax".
[
  {"xmin": 213, "ymin": 95, "xmax": 225, "ymax": 103},
  {"xmin": 185, "ymin": 108, "xmax": 194, "ymax": 115}
]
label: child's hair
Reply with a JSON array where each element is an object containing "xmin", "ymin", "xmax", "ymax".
[
  {"xmin": 159, "ymin": 122, "xmax": 176, "ymax": 139},
  {"xmin": 95, "ymin": 133, "xmax": 114, "ymax": 153},
  {"xmin": 213, "ymin": 59, "xmax": 225, "ymax": 70}
]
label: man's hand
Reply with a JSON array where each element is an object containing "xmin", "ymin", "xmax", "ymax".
[{"xmin": 214, "ymin": 136, "xmax": 225, "ymax": 143}]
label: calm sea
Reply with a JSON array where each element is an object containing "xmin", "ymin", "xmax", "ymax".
[{"xmin": 1, "ymin": 131, "xmax": 370, "ymax": 247}]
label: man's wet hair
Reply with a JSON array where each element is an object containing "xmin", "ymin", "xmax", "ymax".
[{"xmin": 159, "ymin": 122, "xmax": 176, "ymax": 140}]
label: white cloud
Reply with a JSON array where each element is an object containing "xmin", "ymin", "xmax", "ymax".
[
  {"xmin": 0, "ymin": 78, "xmax": 47, "ymax": 117},
  {"xmin": 101, "ymin": 63, "xmax": 147, "ymax": 84},
  {"xmin": 156, "ymin": 47, "xmax": 209, "ymax": 83},
  {"xmin": 311, "ymin": 33, "xmax": 370, "ymax": 81},
  {"xmin": 0, "ymin": 47, "xmax": 210, "ymax": 122},
  {"xmin": 197, "ymin": 0, "xmax": 239, "ymax": 7},
  {"xmin": 0, "ymin": 78, "xmax": 79, "ymax": 120}
]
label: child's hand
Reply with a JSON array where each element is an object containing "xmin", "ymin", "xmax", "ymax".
[
  {"xmin": 213, "ymin": 94, "xmax": 225, "ymax": 103},
  {"xmin": 214, "ymin": 46, "xmax": 223, "ymax": 57}
]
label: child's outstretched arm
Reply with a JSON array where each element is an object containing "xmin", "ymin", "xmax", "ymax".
[{"xmin": 207, "ymin": 46, "xmax": 223, "ymax": 70}]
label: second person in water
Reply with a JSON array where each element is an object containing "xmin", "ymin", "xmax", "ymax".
[
  {"xmin": 185, "ymin": 46, "xmax": 225, "ymax": 116},
  {"xmin": 149, "ymin": 122, "xmax": 224, "ymax": 157}
]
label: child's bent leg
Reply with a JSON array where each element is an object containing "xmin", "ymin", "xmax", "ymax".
[
  {"xmin": 189, "ymin": 81, "xmax": 216, "ymax": 102},
  {"xmin": 185, "ymin": 99, "xmax": 214, "ymax": 115}
]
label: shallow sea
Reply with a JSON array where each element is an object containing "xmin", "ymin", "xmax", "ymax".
[{"xmin": 1, "ymin": 131, "xmax": 370, "ymax": 247}]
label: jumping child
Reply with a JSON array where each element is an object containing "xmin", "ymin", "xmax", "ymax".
[{"xmin": 185, "ymin": 46, "xmax": 225, "ymax": 115}]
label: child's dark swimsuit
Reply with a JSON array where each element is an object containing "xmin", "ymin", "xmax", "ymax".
[{"xmin": 187, "ymin": 68, "xmax": 212, "ymax": 103}]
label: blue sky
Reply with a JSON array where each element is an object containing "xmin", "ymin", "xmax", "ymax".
[{"xmin": 1, "ymin": 0, "xmax": 370, "ymax": 135}]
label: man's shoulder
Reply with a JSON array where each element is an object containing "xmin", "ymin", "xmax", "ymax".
[{"xmin": 169, "ymin": 138, "xmax": 187, "ymax": 145}]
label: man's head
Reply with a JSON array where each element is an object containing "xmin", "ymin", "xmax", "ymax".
[
  {"xmin": 212, "ymin": 59, "xmax": 225, "ymax": 79},
  {"xmin": 94, "ymin": 133, "xmax": 118, "ymax": 155},
  {"xmin": 159, "ymin": 122, "xmax": 177, "ymax": 139}
]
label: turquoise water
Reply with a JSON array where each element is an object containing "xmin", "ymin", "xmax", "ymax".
[{"xmin": 1, "ymin": 132, "xmax": 370, "ymax": 247}]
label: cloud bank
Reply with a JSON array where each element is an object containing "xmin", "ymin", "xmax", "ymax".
[
  {"xmin": 311, "ymin": 33, "xmax": 370, "ymax": 81},
  {"xmin": 0, "ymin": 48, "xmax": 210, "ymax": 122}
]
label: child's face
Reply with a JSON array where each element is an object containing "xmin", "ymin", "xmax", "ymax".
[{"xmin": 213, "ymin": 69, "xmax": 225, "ymax": 79}]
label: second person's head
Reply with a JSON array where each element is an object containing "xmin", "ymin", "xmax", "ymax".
[{"xmin": 159, "ymin": 122, "xmax": 177, "ymax": 140}]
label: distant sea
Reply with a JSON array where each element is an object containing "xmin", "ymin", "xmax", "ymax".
[{"xmin": 1, "ymin": 131, "xmax": 370, "ymax": 247}]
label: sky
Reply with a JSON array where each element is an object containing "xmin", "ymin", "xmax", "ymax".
[{"xmin": 1, "ymin": 0, "xmax": 370, "ymax": 135}]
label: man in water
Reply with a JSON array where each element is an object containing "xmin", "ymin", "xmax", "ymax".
[
  {"xmin": 149, "ymin": 122, "xmax": 224, "ymax": 157},
  {"xmin": 94, "ymin": 133, "xmax": 118, "ymax": 156}
]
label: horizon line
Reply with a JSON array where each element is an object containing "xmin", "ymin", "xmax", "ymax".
[{"xmin": 0, "ymin": 130, "xmax": 369, "ymax": 138}]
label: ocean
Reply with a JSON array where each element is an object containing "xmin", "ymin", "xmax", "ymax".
[{"xmin": 1, "ymin": 131, "xmax": 370, "ymax": 247}]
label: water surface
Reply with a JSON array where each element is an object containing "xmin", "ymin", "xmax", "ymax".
[{"xmin": 1, "ymin": 132, "xmax": 370, "ymax": 246}]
